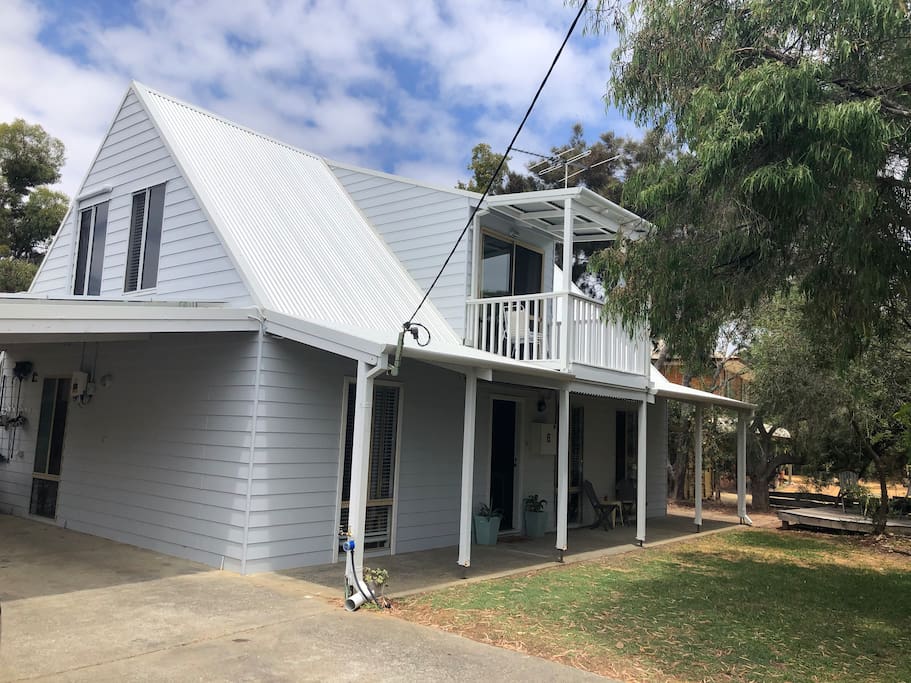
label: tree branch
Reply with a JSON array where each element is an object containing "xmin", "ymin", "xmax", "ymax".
[{"xmin": 731, "ymin": 46, "xmax": 911, "ymax": 119}]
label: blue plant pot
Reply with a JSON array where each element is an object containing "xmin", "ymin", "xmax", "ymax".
[{"xmin": 473, "ymin": 515, "xmax": 501, "ymax": 545}]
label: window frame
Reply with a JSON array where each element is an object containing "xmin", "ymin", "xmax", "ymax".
[
  {"xmin": 30, "ymin": 377, "xmax": 71, "ymax": 519},
  {"xmin": 72, "ymin": 200, "xmax": 109, "ymax": 296},
  {"xmin": 124, "ymin": 183, "xmax": 166, "ymax": 293},
  {"xmin": 333, "ymin": 378, "xmax": 403, "ymax": 562},
  {"xmin": 479, "ymin": 228, "xmax": 545, "ymax": 298}
]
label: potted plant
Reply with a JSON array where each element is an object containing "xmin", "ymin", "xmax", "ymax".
[
  {"xmin": 473, "ymin": 502, "xmax": 502, "ymax": 545},
  {"xmin": 523, "ymin": 494, "xmax": 548, "ymax": 538}
]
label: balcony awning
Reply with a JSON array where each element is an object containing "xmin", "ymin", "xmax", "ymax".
[
  {"xmin": 650, "ymin": 366, "xmax": 756, "ymax": 411},
  {"xmin": 485, "ymin": 186, "xmax": 649, "ymax": 243}
]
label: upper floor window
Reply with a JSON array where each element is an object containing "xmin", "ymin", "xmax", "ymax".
[
  {"xmin": 481, "ymin": 232, "xmax": 543, "ymax": 297},
  {"xmin": 124, "ymin": 183, "xmax": 166, "ymax": 292},
  {"xmin": 73, "ymin": 201, "xmax": 109, "ymax": 296}
]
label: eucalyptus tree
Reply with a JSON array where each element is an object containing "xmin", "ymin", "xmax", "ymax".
[
  {"xmin": 0, "ymin": 119, "xmax": 69, "ymax": 291},
  {"xmin": 585, "ymin": 0, "xmax": 911, "ymax": 366}
]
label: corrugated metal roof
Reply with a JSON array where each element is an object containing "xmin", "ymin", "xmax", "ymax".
[
  {"xmin": 133, "ymin": 82, "xmax": 459, "ymax": 348},
  {"xmin": 650, "ymin": 366, "xmax": 756, "ymax": 411}
]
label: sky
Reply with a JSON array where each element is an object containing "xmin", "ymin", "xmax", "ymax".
[{"xmin": 0, "ymin": 0, "xmax": 638, "ymax": 198}]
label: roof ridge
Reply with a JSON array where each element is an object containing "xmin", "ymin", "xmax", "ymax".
[{"xmin": 132, "ymin": 80, "xmax": 323, "ymax": 162}]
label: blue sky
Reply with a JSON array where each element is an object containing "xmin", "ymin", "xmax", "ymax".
[{"xmin": 0, "ymin": 0, "xmax": 638, "ymax": 197}]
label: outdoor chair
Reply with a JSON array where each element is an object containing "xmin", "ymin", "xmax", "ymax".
[
  {"xmin": 836, "ymin": 471, "xmax": 859, "ymax": 513},
  {"xmin": 583, "ymin": 480, "xmax": 618, "ymax": 530},
  {"xmin": 616, "ymin": 478, "xmax": 636, "ymax": 524},
  {"xmin": 503, "ymin": 303, "xmax": 544, "ymax": 361}
]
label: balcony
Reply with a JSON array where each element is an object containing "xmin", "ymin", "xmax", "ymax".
[
  {"xmin": 465, "ymin": 291, "xmax": 649, "ymax": 376},
  {"xmin": 464, "ymin": 187, "xmax": 650, "ymax": 377}
]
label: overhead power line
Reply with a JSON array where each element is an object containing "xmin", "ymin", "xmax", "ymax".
[{"xmin": 401, "ymin": 0, "xmax": 589, "ymax": 333}]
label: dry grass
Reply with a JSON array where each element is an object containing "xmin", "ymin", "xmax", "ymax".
[{"xmin": 392, "ymin": 528, "xmax": 911, "ymax": 682}]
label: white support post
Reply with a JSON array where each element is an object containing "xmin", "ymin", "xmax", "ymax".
[
  {"xmin": 346, "ymin": 360, "xmax": 375, "ymax": 584},
  {"xmin": 736, "ymin": 410, "xmax": 752, "ymax": 525},
  {"xmin": 555, "ymin": 386, "xmax": 570, "ymax": 559},
  {"xmin": 560, "ymin": 198, "xmax": 574, "ymax": 370},
  {"xmin": 458, "ymin": 371, "xmax": 478, "ymax": 570},
  {"xmin": 468, "ymin": 212, "xmax": 483, "ymax": 345},
  {"xmin": 635, "ymin": 399, "xmax": 648, "ymax": 545},
  {"xmin": 694, "ymin": 404, "xmax": 703, "ymax": 531}
]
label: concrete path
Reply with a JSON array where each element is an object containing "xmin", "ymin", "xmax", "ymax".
[{"xmin": 0, "ymin": 516, "xmax": 606, "ymax": 681}]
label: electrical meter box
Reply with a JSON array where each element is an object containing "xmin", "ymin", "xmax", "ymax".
[{"xmin": 536, "ymin": 423, "xmax": 557, "ymax": 456}]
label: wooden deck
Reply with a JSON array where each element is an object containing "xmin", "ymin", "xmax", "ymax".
[{"xmin": 778, "ymin": 508, "xmax": 911, "ymax": 535}]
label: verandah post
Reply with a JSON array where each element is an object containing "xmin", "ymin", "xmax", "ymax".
[
  {"xmin": 458, "ymin": 371, "xmax": 478, "ymax": 571},
  {"xmin": 694, "ymin": 403, "xmax": 703, "ymax": 531},
  {"xmin": 635, "ymin": 398, "xmax": 648, "ymax": 545},
  {"xmin": 346, "ymin": 360, "xmax": 375, "ymax": 583},
  {"xmin": 556, "ymin": 386, "xmax": 570, "ymax": 559}
]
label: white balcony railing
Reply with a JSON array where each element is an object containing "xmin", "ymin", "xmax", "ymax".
[{"xmin": 466, "ymin": 292, "xmax": 649, "ymax": 376}]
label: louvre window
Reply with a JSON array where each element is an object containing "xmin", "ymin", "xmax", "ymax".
[
  {"xmin": 340, "ymin": 382, "xmax": 400, "ymax": 550},
  {"xmin": 124, "ymin": 183, "xmax": 166, "ymax": 292},
  {"xmin": 73, "ymin": 201, "xmax": 109, "ymax": 295}
]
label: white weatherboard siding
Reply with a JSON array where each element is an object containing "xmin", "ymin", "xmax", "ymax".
[
  {"xmin": 30, "ymin": 90, "xmax": 252, "ymax": 305},
  {"xmin": 244, "ymin": 337, "xmax": 354, "ymax": 573},
  {"xmin": 646, "ymin": 398, "xmax": 669, "ymax": 518},
  {"xmin": 393, "ymin": 361, "xmax": 464, "ymax": 554},
  {"xmin": 0, "ymin": 333, "xmax": 258, "ymax": 571},
  {"xmin": 329, "ymin": 166, "xmax": 472, "ymax": 339}
]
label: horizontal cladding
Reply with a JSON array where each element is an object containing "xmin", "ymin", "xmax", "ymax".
[
  {"xmin": 244, "ymin": 337, "xmax": 354, "ymax": 571},
  {"xmin": 30, "ymin": 89, "xmax": 252, "ymax": 305},
  {"xmin": 646, "ymin": 399, "xmax": 668, "ymax": 519},
  {"xmin": 0, "ymin": 333, "xmax": 259, "ymax": 568},
  {"xmin": 331, "ymin": 166, "xmax": 470, "ymax": 338},
  {"xmin": 393, "ymin": 361, "xmax": 463, "ymax": 553}
]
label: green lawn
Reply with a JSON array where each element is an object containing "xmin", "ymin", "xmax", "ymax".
[{"xmin": 395, "ymin": 529, "xmax": 911, "ymax": 682}]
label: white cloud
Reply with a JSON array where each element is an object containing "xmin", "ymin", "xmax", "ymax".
[{"xmin": 0, "ymin": 0, "xmax": 636, "ymax": 199}]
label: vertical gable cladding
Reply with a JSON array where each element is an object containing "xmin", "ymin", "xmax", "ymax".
[
  {"xmin": 30, "ymin": 89, "xmax": 252, "ymax": 306},
  {"xmin": 331, "ymin": 166, "xmax": 472, "ymax": 339}
]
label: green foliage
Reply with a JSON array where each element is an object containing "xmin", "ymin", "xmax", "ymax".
[
  {"xmin": 456, "ymin": 143, "xmax": 530, "ymax": 194},
  {"xmin": 0, "ymin": 119, "xmax": 65, "ymax": 195},
  {"xmin": 0, "ymin": 118, "xmax": 68, "ymax": 292},
  {"xmin": 586, "ymin": 0, "xmax": 911, "ymax": 365},
  {"xmin": 0, "ymin": 256, "xmax": 38, "ymax": 292},
  {"xmin": 522, "ymin": 494, "xmax": 547, "ymax": 512},
  {"xmin": 362, "ymin": 566, "xmax": 388, "ymax": 586},
  {"xmin": 476, "ymin": 502, "xmax": 502, "ymax": 519}
]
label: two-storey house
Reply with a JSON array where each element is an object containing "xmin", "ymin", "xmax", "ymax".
[{"xmin": 0, "ymin": 83, "xmax": 752, "ymax": 581}]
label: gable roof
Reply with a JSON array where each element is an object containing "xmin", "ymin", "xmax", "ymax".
[{"xmin": 131, "ymin": 82, "xmax": 458, "ymax": 347}]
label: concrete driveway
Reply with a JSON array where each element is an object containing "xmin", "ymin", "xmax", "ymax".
[{"xmin": 0, "ymin": 516, "xmax": 606, "ymax": 681}]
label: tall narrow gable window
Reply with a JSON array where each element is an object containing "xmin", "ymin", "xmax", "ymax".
[
  {"xmin": 73, "ymin": 201, "xmax": 109, "ymax": 296},
  {"xmin": 124, "ymin": 183, "xmax": 166, "ymax": 292}
]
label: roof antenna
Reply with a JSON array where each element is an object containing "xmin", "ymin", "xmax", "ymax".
[{"xmin": 515, "ymin": 146, "xmax": 622, "ymax": 189}]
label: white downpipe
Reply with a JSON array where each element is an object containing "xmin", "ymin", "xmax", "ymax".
[
  {"xmin": 556, "ymin": 386, "xmax": 570, "ymax": 555},
  {"xmin": 736, "ymin": 410, "xmax": 753, "ymax": 525},
  {"xmin": 240, "ymin": 321, "xmax": 265, "ymax": 575},
  {"xmin": 635, "ymin": 399, "xmax": 648, "ymax": 545},
  {"xmin": 346, "ymin": 360, "xmax": 375, "ymax": 584},
  {"xmin": 694, "ymin": 404, "xmax": 703, "ymax": 531},
  {"xmin": 458, "ymin": 372, "xmax": 478, "ymax": 568}
]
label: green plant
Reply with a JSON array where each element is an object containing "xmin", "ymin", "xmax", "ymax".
[
  {"xmin": 477, "ymin": 503, "xmax": 502, "ymax": 519},
  {"xmin": 363, "ymin": 566, "xmax": 388, "ymax": 587},
  {"xmin": 523, "ymin": 494, "xmax": 547, "ymax": 512}
]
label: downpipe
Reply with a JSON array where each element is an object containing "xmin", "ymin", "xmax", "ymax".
[{"xmin": 342, "ymin": 538, "xmax": 376, "ymax": 612}]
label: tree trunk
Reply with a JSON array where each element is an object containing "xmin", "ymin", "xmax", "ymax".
[
  {"xmin": 872, "ymin": 461, "xmax": 890, "ymax": 536},
  {"xmin": 750, "ymin": 468, "xmax": 772, "ymax": 512}
]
